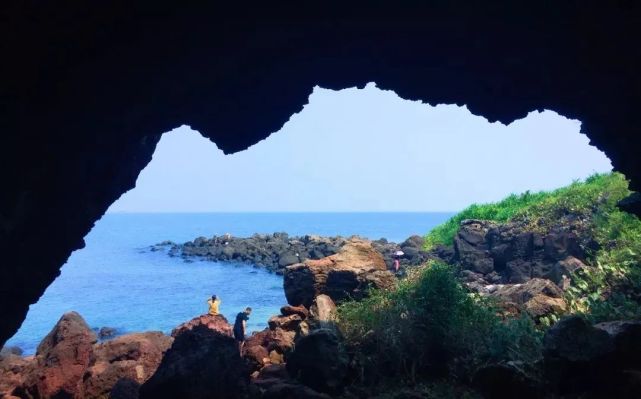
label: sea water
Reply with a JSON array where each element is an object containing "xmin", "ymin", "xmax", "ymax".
[{"xmin": 6, "ymin": 212, "xmax": 453, "ymax": 354}]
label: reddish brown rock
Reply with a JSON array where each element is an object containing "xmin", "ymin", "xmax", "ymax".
[
  {"xmin": 170, "ymin": 314, "xmax": 233, "ymax": 338},
  {"xmin": 266, "ymin": 328, "xmax": 296, "ymax": 354},
  {"xmin": 0, "ymin": 354, "xmax": 35, "ymax": 397},
  {"xmin": 280, "ymin": 305, "xmax": 309, "ymax": 319},
  {"xmin": 243, "ymin": 327, "xmax": 296, "ymax": 373},
  {"xmin": 268, "ymin": 314, "xmax": 302, "ymax": 331},
  {"xmin": 284, "ymin": 238, "xmax": 396, "ymax": 307},
  {"xmin": 80, "ymin": 331, "xmax": 173, "ymax": 398},
  {"xmin": 244, "ymin": 331, "xmax": 270, "ymax": 373},
  {"xmin": 17, "ymin": 311, "xmax": 97, "ymax": 398}
]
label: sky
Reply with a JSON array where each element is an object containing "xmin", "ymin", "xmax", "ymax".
[{"xmin": 108, "ymin": 83, "xmax": 612, "ymax": 213}]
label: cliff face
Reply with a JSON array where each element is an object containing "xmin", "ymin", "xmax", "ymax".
[{"xmin": 3, "ymin": 2, "xmax": 641, "ymax": 347}]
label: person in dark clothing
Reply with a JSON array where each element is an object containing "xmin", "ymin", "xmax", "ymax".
[{"xmin": 233, "ymin": 307, "xmax": 252, "ymax": 355}]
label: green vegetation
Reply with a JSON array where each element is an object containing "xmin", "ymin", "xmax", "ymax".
[
  {"xmin": 338, "ymin": 262, "xmax": 542, "ymax": 383},
  {"xmin": 338, "ymin": 173, "xmax": 641, "ymax": 392},
  {"xmin": 425, "ymin": 173, "xmax": 631, "ymax": 249},
  {"xmin": 425, "ymin": 172, "xmax": 641, "ymax": 322}
]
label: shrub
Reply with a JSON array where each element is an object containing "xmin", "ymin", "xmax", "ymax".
[
  {"xmin": 425, "ymin": 172, "xmax": 641, "ymax": 322},
  {"xmin": 337, "ymin": 262, "xmax": 542, "ymax": 383}
]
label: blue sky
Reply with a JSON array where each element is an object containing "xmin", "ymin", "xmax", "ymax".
[{"xmin": 108, "ymin": 83, "xmax": 612, "ymax": 213}]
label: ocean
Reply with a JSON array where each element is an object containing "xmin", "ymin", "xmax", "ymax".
[{"xmin": 6, "ymin": 212, "xmax": 454, "ymax": 354}]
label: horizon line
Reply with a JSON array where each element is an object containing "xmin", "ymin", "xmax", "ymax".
[{"xmin": 105, "ymin": 210, "xmax": 459, "ymax": 215}]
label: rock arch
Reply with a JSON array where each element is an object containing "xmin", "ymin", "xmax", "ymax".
[{"xmin": 2, "ymin": 2, "xmax": 641, "ymax": 346}]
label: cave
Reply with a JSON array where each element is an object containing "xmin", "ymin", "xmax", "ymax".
[{"xmin": 2, "ymin": 2, "xmax": 641, "ymax": 352}]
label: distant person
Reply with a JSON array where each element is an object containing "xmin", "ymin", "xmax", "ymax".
[
  {"xmin": 393, "ymin": 250, "xmax": 404, "ymax": 273},
  {"xmin": 233, "ymin": 307, "xmax": 252, "ymax": 355},
  {"xmin": 207, "ymin": 294, "xmax": 221, "ymax": 316}
]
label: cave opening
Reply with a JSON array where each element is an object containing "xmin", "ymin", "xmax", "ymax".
[{"xmin": 3, "ymin": 83, "xmax": 612, "ymax": 356}]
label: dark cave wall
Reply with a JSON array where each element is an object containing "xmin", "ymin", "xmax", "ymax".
[{"xmin": 2, "ymin": 2, "xmax": 641, "ymax": 346}]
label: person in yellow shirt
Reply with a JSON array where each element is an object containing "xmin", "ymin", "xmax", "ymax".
[{"xmin": 207, "ymin": 294, "xmax": 221, "ymax": 316}]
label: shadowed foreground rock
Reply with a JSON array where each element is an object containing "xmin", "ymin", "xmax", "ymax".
[
  {"xmin": 287, "ymin": 329, "xmax": 348, "ymax": 395},
  {"xmin": 140, "ymin": 324, "xmax": 248, "ymax": 399},
  {"xmin": 284, "ymin": 239, "xmax": 395, "ymax": 307},
  {"xmin": 543, "ymin": 316, "xmax": 641, "ymax": 397}
]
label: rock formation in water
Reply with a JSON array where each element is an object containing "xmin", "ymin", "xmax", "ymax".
[{"xmin": 158, "ymin": 233, "xmax": 430, "ymax": 274}]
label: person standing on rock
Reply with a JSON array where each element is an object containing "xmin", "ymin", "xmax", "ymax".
[
  {"xmin": 233, "ymin": 307, "xmax": 252, "ymax": 355},
  {"xmin": 207, "ymin": 294, "xmax": 221, "ymax": 316}
]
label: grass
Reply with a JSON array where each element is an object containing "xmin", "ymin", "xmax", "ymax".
[
  {"xmin": 425, "ymin": 172, "xmax": 641, "ymax": 322},
  {"xmin": 424, "ymin": 173, "xmax": 631, "ymax": 249}
]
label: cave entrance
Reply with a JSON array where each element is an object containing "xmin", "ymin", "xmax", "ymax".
[{"xmin": 5, "ymin": 83, "xmax": 611, "ymax": 355}]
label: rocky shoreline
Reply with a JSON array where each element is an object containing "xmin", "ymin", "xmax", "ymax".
[
  {"xmin": 4, "ymin": 216, "xmax": 641, "ymax": 397},
  {"xmin": 154, "ymin": 232, "xmax": 431, "ymax": 274},
  {"xmin": 1, "ymin": 238, "xmax": 396, "ymax": 398}
]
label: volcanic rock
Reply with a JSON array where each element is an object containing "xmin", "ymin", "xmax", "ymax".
[
  {"xmin": 81, "ymin": 331, "xmax": 173, "ymax": 398},
  {"xmin": 139, "ymin": 324, "xmax": 248, "ymax": 399},
  {"xmin": 280, "ymin": 305, "xmax": 309, "ymax": 319},
  {"xmin": 492, "ymin": 278, "xmax": 566, "ymax": 319},
  {"xmin": 309, "ymin": 295, "xmax": 337, "ymax": 326},
  {"xmin": 170, "ymin": 313, "xmax": 233, "ymax": 338},
  {"xmin": 16, "ymin": 311, "xmax": 97, "ymax": 398},
  {"xmin": 268, "ymin": 314, "xmax": 302, "ymax": 331},
  {"xmin": 286, "ymin": 328, "xmax": 348, "ymax": 394},
  {"xmin": 284, "ymin": 239, "xmax": 395, "ymax": 307},
  {"xmin": 0, "ymin": 354, "xmax": 34, "ymax": 397}
]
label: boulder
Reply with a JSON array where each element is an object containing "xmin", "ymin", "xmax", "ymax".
[
  {"xmin": 0, "ymin": 346, "xmax": 23, "ymax": 358},
  {"xmin": 492, "ymin": 278, "xmax": 566, "ymax": 319},
  {"xmin": 266, "ymin": 328, "xmax": 296, "ymax": 354},
  {"xmin": 139, "ymin": 325, "xmax": 248, "ymax": 399},
  {"xmin": 81, "ymin": 331, "xmax": 173, "ymax": 398},
  {"xmin": 17, "ymin": 311, "xmax": 97, "ymax": 398},
  {"xmin": 0, "ymin": 354, "xmax": 35, "ymax": 397},
  {"xmin": 284, "ymin": 239, "xmax": 395, "ymax": 307},
  {"xmin": 243, "ymin": 330, "xmax": 271, "ymax": 372},
  {"xmin": 280, "ymin": 305, "xmax": 309, "ymax": 319},
  {"xmin": 472, "ymin": 361, "xmax": 542, "ymax": 399},
  {"xmin": 594, "ymin": 320, "xmax": 641, "ymax": 368},
  {"xmin": 286, "ymin": 329, "xmax": 348, "ymax": 394},
  {"xmin": 268, "ymin": 314, "xmax": 302, "ymax": 331},
  {"xmin": 309, "ymin": 295, "xmax": 337, "ymax": 325},
  {"xmin": 278, "ymin": 252, "xmax": 300, "ymax": 267},
  {"xmin": 401, "ymin": 235, "xmax": 424, "ymax": 249},
  {"xmin": 550, "ymin": 256, "xmax": 585, "ymax": 286},
  {"xmin": 543, "ymin": 315, "xmax": 614, "ymax": 394},
  {"xmin": 454, "ymin": 220, "xmax": 496, "ymax": 274},
  {"xmin": 98, "ymin": 326, "xmax": 118, "ymax": 339},
  {"xmin": 170, "ymin": 313, "xmax": 233, "ymax": 337}
]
